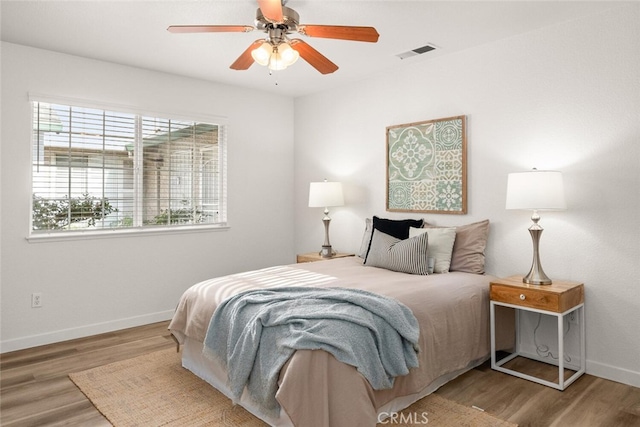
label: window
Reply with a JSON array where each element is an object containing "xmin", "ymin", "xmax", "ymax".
[{"xmin": 31, "ymin": 100, "xmax": 227, "ymax": 235}]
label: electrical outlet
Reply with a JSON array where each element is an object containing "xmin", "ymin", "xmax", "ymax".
[
  {"xmin": 31, "ymin": 293, "xmax": 43, "ymax": 308},
  {"xmin": 568, "ymin": 311, "xmax": 578, "ymax": 325}
]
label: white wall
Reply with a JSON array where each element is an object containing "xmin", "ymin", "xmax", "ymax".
[
  {"xmin": 0, "ymin": 43, "xmax": 295, "ymax": 351},
  {"xmin": 294, "ymin": 4, "xmax": 640, "ymax": 387}
]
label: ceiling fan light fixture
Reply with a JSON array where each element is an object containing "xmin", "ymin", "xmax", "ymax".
[
  {"xmin": 278, "ymin": 42, "xmax": 300, "ymax": 66},
  {"xmin": 268, "ymin": 47, "xmax": 289, "ymax": 71},
  {"xmin": 251, "ymin": 41, "xmax": 272, "ymax": 66},
  {"xmin": 253, "ymin": 41, "xmax": 300, "ymax": 71}
]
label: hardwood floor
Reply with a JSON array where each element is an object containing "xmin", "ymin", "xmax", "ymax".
[
  {"xmin": 1, "ymin": 321, "xmax": 639, "ymax": 426},
  {"xmin": 1, "ymin": 322, "xmax": 175, "ymax": 426},
  {"xmin": 436, "ymin": 359, "xmax": 640, "ymax": 427}
]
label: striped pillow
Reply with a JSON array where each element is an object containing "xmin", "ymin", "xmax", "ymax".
[{"xmin": 364, "ymin": 229, "xmax": 429, "ymax": 275}]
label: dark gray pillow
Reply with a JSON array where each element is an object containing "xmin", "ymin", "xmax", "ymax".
[
  {"xmin": 364, "ymin": 229, "xmax": 430, "ymax": 275},
  {"xmin": 372, "ymin": 216, "xmax": 424, "ymax": 240}
]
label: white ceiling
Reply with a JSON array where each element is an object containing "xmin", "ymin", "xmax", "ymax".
[{"xmin": 0, "ymin": 1, "xmax": 621, "ymax": 98}]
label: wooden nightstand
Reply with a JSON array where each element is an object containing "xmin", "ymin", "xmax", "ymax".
[
  {"xmin": 490, "ymin": 276, "xmax": 585, "ymax": 390},
  {"xmin": 296, "ymin": 252, "xmax": 355, "ymax": 263}
]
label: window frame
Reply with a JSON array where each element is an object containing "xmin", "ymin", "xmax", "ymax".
[{"xmin": 27, "ymin": 94, "xmax": 228, "ymax": 242}]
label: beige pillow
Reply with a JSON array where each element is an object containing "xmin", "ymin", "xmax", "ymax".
[
  {"xmin": 409, "ymin": 226, "xmax": 456, "ymax": 273},
  {"xmin": 449, "ymin": 220, "xmax": 490, "ymax": 274}
]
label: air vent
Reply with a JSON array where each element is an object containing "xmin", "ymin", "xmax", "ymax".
[{"xmin": 396, "ymin": 44, "xmax": 437, "ymax": 60}]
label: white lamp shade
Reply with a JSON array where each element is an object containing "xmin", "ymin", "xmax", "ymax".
[
  {"xmin": 506, "ymin": 170, "xmax": 566, "ymax": 210},
  {"xmin": 251, "ymin": 42, "xmax": 272, "ymax": 66},
  {"xmin": 309, "ymin": 181, "xmax": 344, "ymax": 208},
  {"xmin": 277, "ymin": 43, "xmax": 299, "ymax": 66}
]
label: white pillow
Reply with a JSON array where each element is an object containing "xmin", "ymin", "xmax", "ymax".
[{"xmin": 409, "ymin": 227, "xmax": 456, "ymax": 273}]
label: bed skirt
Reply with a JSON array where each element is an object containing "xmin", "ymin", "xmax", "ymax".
[{"xmin": 180, "ymin": 336, "xmax": 488, "ymax": 426}]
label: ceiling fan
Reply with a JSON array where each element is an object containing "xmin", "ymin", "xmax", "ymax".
[{"xmin": 167, "ymin": 0, "xmax": 379, "ymax": 75}]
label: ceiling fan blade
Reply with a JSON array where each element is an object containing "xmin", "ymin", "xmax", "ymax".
[
  {"xmin": 258, "ymin": 0, "xmax": 283, "ymax": 23},
  {"xmin": 230, "ymin": 40, "xmax": 264, "ymax": 70},
  {"xmin": 290, "ymin": 39, "xmax": 338, "ymax": 75},
  {"xmin": 298, "ymin": 25, "xmax": 379, "ymax": 43},
  {"xmin": 167, "ymin": 25, "xmax": 254, "ymax": 33}
]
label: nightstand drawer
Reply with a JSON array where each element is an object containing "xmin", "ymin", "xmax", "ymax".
[
  {"xmin": 490, "ymin": 276, "xmax": 584, "ymax": 313},
  {"xmin": 490, "ymin": 284, "xmax": 560, "ymax": 311}
]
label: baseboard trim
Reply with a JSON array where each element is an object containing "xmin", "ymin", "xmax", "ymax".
[
  {"xmin": 586, "ymin": 360, "xmax": 640, "ymax": 389},
  {"xmin": 0, "ymin": 310, "xmax": 174, "ymax": 353}
]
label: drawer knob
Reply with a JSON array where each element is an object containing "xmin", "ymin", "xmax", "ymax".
[{"xmin": 520, "ymin": 294, "xmax": 526, "ymax": 300}]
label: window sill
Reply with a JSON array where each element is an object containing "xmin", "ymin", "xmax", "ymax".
[{"xmin": 27, "ymin": 223, "xmax": 230, "ymax": 243}]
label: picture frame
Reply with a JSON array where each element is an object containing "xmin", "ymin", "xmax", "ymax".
[{"xmin": 386, "ymin": 115, "xmax": 467, "ymax": 214}]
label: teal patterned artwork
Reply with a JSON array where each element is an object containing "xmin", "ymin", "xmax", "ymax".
[{"xmin": 386, "ymin": 116, "xmax": 467, "ymax": 214}]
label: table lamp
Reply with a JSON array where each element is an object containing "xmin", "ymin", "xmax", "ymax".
[
  {"xmin": 308, "ymin": 180, "xmax": 344, "ymax": 258},
  {"xmin": 506, "ymin": 169, "xmax": 566, "ymax": 285}
]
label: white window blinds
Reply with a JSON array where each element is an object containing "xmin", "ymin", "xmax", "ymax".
[{"xmin": 31, "ymin": 101, "xmax": 227, "ymax": 234}]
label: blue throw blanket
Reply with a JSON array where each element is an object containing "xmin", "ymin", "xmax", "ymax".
[{"xmin": 203, "ymin": 286, "xmax": 420, "ymax": 418}]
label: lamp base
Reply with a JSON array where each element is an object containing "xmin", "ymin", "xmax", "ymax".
[
  {"xmin": 318, "ymin": 214, "xmax": 335, "ymax": 258},
  {"xmin": 522, "ymin": 273, "xmax": 552, "ymax": 286},
  {"xmin": 523, "ymin": 226, "xmax": 553, "ymax": 285},
  {"xmin": 320, "ymin": 245, "xmax": 336, "ymax": 258}
]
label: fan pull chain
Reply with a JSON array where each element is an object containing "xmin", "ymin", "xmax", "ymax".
[{"xmin": 268, "ymin": 69, "xmax": 279, "ymax": 86}]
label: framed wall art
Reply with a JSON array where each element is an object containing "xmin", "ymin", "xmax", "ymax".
[{"xmin": 386, "ymin": 115, "xmax": 467, "ymax": 214}]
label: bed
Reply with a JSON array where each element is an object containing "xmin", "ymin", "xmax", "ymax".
[{"xmin": 169, "ymin": 219, "xmax": 495, "ymax": 426}]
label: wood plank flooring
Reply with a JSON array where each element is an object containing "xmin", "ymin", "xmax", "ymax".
[
  {"xmin": 1, "ymin": 322, "xmax": 175, "ymax": 426},
  {"xmin": 437, "ymin": 358, "xmax": 640, "ymax": 426},
  {"xmin": 1, "ymin": 321, "xmax": 639, "ymax": 426}
]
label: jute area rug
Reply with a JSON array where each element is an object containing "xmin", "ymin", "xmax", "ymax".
[{"xmin": 69, "ymin": 349, "xmax": 516, "ymax": 426}]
